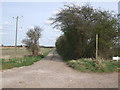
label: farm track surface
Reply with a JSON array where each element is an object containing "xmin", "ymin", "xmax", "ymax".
[{"xmin": 1, "ymin": 50, "xmax": 119, "ymax": 88}]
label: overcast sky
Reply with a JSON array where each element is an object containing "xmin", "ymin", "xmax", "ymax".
[{"xmin": 0, "ymin": 1, "xmax": 119, "ymax": 46}]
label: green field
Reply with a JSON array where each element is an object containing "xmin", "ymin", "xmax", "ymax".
[{"xmin": 0, "ymin": 47, "xmax": 54, "ymax": 70}]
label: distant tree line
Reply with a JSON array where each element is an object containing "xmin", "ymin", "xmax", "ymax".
[
  {"xmin": 0, "ymin": 45, "xmax": 23, "ymax": 47},
  {"xmin": 50, "ymin": 4, "xmax": 119, "ymax": 60}
]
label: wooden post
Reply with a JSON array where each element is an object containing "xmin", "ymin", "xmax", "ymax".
[{"xmin": 96, "ymin": 34, "xmax": 98, "ymax": 59}]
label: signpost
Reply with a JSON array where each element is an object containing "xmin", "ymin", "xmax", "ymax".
[{"xmin": 96, "ymin": 34, "xmax": 98, "ymax": 59}]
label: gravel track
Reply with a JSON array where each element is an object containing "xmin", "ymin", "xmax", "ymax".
[{"xmin": 2, "ymin": 50, "xmax": 118, "ymax": 88}]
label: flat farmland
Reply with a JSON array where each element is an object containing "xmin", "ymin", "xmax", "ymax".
[
  {"xmin": 1, "ymin": 47, "xmax": 53, "ymax": 59},
  {"xmin": 0, "ymin": 47, "xmax": 54, "ymax": 70}
]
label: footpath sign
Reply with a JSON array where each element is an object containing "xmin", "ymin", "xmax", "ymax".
[{"xmin": 113, "ymin": 56, "xmax": 120, "ymax": 61}]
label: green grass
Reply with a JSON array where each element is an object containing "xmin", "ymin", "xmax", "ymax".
[
  {"xmin": 0, "ymin": 47, "xmax": 53, "ymax": 70},
  {"xmin": 67, "ymin": 59, "xmax": 119, "ymax": 73}
]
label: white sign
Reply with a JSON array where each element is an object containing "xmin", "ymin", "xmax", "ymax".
[{"xmin": 113, "ymin": 56, "xmax": 120, "ymax": 61}]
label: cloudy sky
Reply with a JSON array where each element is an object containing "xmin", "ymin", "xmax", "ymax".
[{"xmin": 0, "ymin": 1, "xmax": 119, "ymax": 46}]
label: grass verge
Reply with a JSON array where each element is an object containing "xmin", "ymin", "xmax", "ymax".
[
  {"xmin": 0, "ymin": 50, "xmax": 52, "ymax": 70},
  {"xmin": 67, "ymin": 58, "xmax": 119, "ymax": 73}
]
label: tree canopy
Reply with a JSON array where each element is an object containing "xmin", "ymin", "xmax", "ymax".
[
  {"xmin": 22, "ymin": 26, "xmax": 42, "ymax": 56},
  {"xmin": 50, "ymin": 4, "xmax": 118, "ymax": 59}
]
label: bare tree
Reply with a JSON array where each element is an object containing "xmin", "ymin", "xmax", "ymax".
[{"xmin": 22, "ymin": 26, "xmax": 42, "ymax": 56}]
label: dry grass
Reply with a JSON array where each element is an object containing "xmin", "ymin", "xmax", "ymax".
[
  {"xmin": 0, "ymin": 47, "xmax": 54, "ymax": 69},
  {"xmin": 1, "ymin": 47, "xmax": 53, "ymax": 59}
]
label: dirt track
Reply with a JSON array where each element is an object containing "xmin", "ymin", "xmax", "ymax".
[{"xmin": 2, "ymin": 50, "xmax": 118, "ymax": 88}]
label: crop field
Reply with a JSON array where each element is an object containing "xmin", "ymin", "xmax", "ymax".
[{"xmin": 0, "ymin": 47, "xmax": 54, "ymax": 69}]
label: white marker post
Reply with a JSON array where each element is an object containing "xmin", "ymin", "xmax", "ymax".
[{"xmin": 113, "ymin": 56, "xmax": 120, "ymax": 61}]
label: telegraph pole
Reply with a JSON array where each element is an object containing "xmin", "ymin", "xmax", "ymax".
[
  {"xmin": 13, "ymin": 16, "xmax": 23, "ymax": 57},
  {"xmin": 15, "ymin": 16, "xmax": 18, "ymax": 56},
  {"xmin": 96, "ymin": 34, "xmax": 98, "ymax": 59}
]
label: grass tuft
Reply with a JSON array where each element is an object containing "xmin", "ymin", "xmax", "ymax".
[{"xmin": 67, "ymin": 59, "xmax": 119, "ymax": 73}]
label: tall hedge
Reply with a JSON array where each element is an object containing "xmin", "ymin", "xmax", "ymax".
[{"xmin": 52, "ymin": 4, "xmax": 118, "ymax": 59}]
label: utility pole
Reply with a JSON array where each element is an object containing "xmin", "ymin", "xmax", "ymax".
[
  {"xmin": 13, "ymin": 16, "xmax": 23, "ymax": 57},
  {"xmin": 15, "ymin": 16, "xmax": 18, "ymax": 56},
  {"xmin": 96, "ymin": 34, "xmax": 98, "ymax": 59}
]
